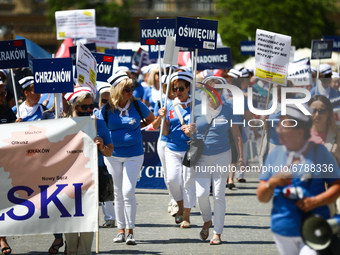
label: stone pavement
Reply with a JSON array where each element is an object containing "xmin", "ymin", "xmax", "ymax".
[{"xmin": 7, "ymin": 171, "xmax": 279, "ymax": 255}]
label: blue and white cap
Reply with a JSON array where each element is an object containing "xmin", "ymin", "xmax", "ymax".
[
  {"xmin": 0, "ymin": 69, "xmax": 8, "ymax": 77},
  {"xmin": 107, "ymin": 71, "xmax": 129, "ymax": 87},
  {"xmin": 96, "ymin": 81, "xmax": 111, "ymax": 94},
  {"xmin": 19, "ymin": 76, "xmax": 34, "ymax": 89},
  {"xmin": 320, "ymin": 64, "xmax": 332, "ymax": 76},
  {"xmin": 161, "ymin": 74, "xmax": 170, "ymax": 84},
  {"xmin": 284, "ymin": 104, "xmax": 311, "ymax": 123},
  {"xmin": 114, "ymin": 66, "xmax": 129, "ymax": 74},
  {"xmin": 65, "ymin": 87, "xmax": 94, "ymax": 104},
  {"xmin": 170, "ymin": 71, "xmax": 193, "ymax": 83},
  {"xmin": 227, "ymin": 69, "xmax": 240, "ymax": 78}
]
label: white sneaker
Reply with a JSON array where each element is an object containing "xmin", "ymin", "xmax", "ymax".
[
  {"xmin": 170, "ymin": 201, "xmax": 179, "ymax": 216},
  {"xmin": 113, "ymin": 233, "xmax": 125, "ymax": 243},
  {"xmin": 126, "ymin": 233, "xmax": 136, "ymax": 245}
]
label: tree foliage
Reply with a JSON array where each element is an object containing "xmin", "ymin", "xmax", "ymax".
[
  {"xmin": 47, "ymin": 0, "xmax": 137, "ymax": 41},
  {"xmin": 216, "ymin": 0, "xmax": 339, "ymax": 64}
]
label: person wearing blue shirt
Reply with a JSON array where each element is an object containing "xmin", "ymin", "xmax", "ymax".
[
  {"xmin": 158, "ymin": 71, "xmax": 195, "ymax": 229},
  {"xmin": 194, "ymin": 76, "xmax": 244, "ymax": 245},
  {"xmin": 257, "ymin": 105, "xmax": 340, "ymax": 255},
  {"xmin": 16, "ymin": 76, "xmax": 45, "ymax": 122},
  {"xmin": 63, "ymin": 87, "xmax": 113, "ymax": 255},
  {"xmin": 142, "ymin": 67, "xmax": 163, "ymax": 112},
  {"xmin": 310, "ymin": 64, "xmax": 339, "ymax": 100},
  {"xmin": 99, "ymin": 71, "xmax": 154, "ymax": 245}
]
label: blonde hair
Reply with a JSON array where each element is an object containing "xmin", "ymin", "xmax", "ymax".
[
  {"xmin": 109, "ymin": 78, "xmax": 134, "ymax": 111},
  {"xmin": 147, "ymin": 68, "xmax": 160, "ymax": 87},
  {"xmin": 70, "ymin": 92, "xmax": 93, "ymax": 117},
  {"xmin": 99, "ymin": 91, "xmax": 110, "ymax": 109}
]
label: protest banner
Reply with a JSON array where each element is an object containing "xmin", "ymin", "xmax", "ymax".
[
  {"xmin": 240, "ymin": 41, "xmax": 255, "ymax": 56},
  {"xmin": 133, "ymin": 48, "xmax": 156, "ymax": 68},
  {"xmin": 255, "ymin": 29, "xmax": 291, "ymax": 86},
  {"xmin": 311, "ymin": 40, "xmax": 333, "ymax": 59},
  {"xmin": 55, "ymin": 9, "xmax": 96, "ymax": 40},
  {"xmin": 323, "ymin": 36, "xmax": 340, "ymax": 72},
  {"xmin": 33, "ymin": 58, "xmax": 73, "ymax": 94},
  {"xmin": 139, "ymin": 18, "xmax": 176, "ymax": 45},
  {"xmin": 0, "ymin": 117, "xmax": 98, "ymax": 236},
  {"xmin": 0, "ymin": 39, "xmax": 29, "ymax": 69},
  {"xmin": 196, "ymin": 47, "xmax": 232, "ymax": 70},
  {"xmin": 149, "ymin": 45, "xmax": 165, "ymax": 59},
  {"xmin": 92, "ymin": 53, "xmax": 114, "ymax": 82},
  {"xmin": 76, "ymin": 42, "xmax": 97, "ymax": 93},
  {"xmin": 176, "ymin": 17, "xmax": 218, "ymax": 51},
  {"xmin": 87, "ymin": 26, "xmax": 119, "ymax": 52},
  {"xmin": 69, "ymin": 43, "xmax": 96, "ymax": 65},
  {"xmin": 105, "ymin": 49, "xmax": 133, "ymax": 69},
  {"xmin": 288, "ymin": 57, "xmax": 313, "ymax": 94}
]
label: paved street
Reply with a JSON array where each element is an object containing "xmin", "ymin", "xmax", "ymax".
[{"xmin": 6, "ymin": 171, "xmax": 278, "ymax": 255}]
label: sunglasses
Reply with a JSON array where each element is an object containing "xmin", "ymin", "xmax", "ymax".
[
  {"xmin": 311, "ymin": 108, "xmax": 328, "ymax": 115},
  {"xmin": 123, "ymin": 86, "xmax": 135, "ymax": 93},
  {"xmin": 101, "ymin": 99, "xmax": 108, "ymax": 104},
  {"xmin": 173, "ymin": 86, "xmax": 185, "ymax": 92},
  {"xmin": 78, "ymin": 104, "xmax": 95, "ymax": 111}
]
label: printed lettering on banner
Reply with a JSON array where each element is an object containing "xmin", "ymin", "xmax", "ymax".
[
  {"xmin": 0, "ymin": 117, "xmax": 98, "ymax": 236},
  {"xmin": 105, "ymin": 49, "xmax": 133, "ymax": 69},
  {"xmin": 76, "ymin": 42, "xmax": 97, "ymax": 93},
  {"xmin": 255, "ymin": 29, "xmax": 291, "ymax": 86},
  {"xmin": 176, "ymin": 17, "xmax": 218, "ymax": 50},
  {"xmin": 87, "ymin": 26, "xmax": 119, "ymax": 52},
  {"xmin": 55, "ymin": 9, "xmax": 96, "ymax": 40},
  {"xmin": 288, "ymin": 57, "xmax": 313, "ymax": 95},
  {"xmin": 149, "ymin": 45, "xmax": 165, "ymax": 60},
  {"xmin": 311, "ymin": 39, "xmax": 333, "ymax": 59},
  {"xmin": 323, "ymin": 36, "xmax": 340, "ymax": 51},
  {"xmin": 140, "ymin": 19, "xmax": 176, "ymax": 45},
  {"xmin": 240, "ymin": 41, "xmax": 256, "ymax": 56},
  {"xmin": 196, "ymin": 47, "xmax": 232, "ymax": 70},
  {"xmin": 92, "ymin": 53, "xmax": 114, "ymax": 82},
  {"xmin": 33, "ymin": 58, "xmax": 74, "ymax": 93},
  {"xmin": 0, "ymin": 39, "xmax": 29, "ymax": 69}
]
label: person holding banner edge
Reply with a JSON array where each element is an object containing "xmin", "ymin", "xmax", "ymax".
[
  {"xmin": 63, "ymin": 86, "xmax": 114, "ymax": 255},
  {"xmin": 99, "ymin": 71, "xmax": 154, "ymax": 245}
]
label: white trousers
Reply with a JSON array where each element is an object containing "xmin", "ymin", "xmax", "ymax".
[
  {"xmin": 157, "ymin": 140, "xmax": 171, "ymax": 193},
  {"xmin": 105, "ymin": 155, "xmax": 144, "ymax": 229},
  {"xmin": 101, "ymin": 201, "xmax": 115, "ymax": 221},
  {"xmin": 195, "ymin": 150, "xmax": 231, "ymax": 234},
  {"xmin": 273, "ymin": 233, "xmax": 317, "ymax": 255},
  {"xmin": 164, "ymin": 147, "xmax": 196, "ymax": 208},
  {"xmin": 64, "ymin": 232, "xmax": 94, "ymax": 255}
]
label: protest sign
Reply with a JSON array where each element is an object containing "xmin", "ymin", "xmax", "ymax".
[
  {"xmin": 323, "ymin": 36, "xmax": 340, "ymax": 51},
  {"xmin": 0, "ymin": 39, "xmax": 29, "ymax": 69},
  {"xmin": 311, "ymin": 39, "xmax": 333, "ymax": 59},
  {"xmin": 33, "ymin": 58, "xmax": 74, "ymax": 93},
  {"xmin": 196, "ymin": 47, "xmax": 232, "ymax": 70},
  {"xmin": 255, "ymin": 29, "xmax": 291, "ymax": 85},
  {"xmin": 132, "ymin": 48, "xmax": 156, "ymax": 68},
  {"xmin": 69, "ymin": 43, "xmax": 96, "ymax": 65},
  {"xmin": 55, "ymin": 9, "xmax": 96, "ymax": 40},
  {"xmin": 288, "ymin": 57, "xmax": 313, "ymax": 93},
  {"xmin": 87, "ymin": 26, "xmax": 119, "ymax": 52},
  {"xmin": 92, "ymin": 53, "xmax": 114, "ymax": 82},
  {"xmin": 105, "ymin": 49, "xmax": 133, "ymax": 69},
  {"xmin": 240, "ymin": 41, "xmax": 255, "ymax": 56},
  {"xmin": 76, "ymin": 42, "xmax": 97, "ymax": 93},
  {"xmin": 139, "ymin": 18, "xmax": 176, "ymax": 45},
  {"xmin": 149, "ymin": 45, "xmax": 165, "ymax": 59},
  {"xmin": 176, "ymin": 17, "xmax": 218, "ymax": 50},
  {"xmin": 0, "ymin": 117, "xmax": 98, "ymax": 236},
  {"xmin": 16, "ymin": 35, "xmax": 51, "ymax": 59}
]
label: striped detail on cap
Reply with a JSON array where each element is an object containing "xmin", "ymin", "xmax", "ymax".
[
  {"xmin": 170, "ymin": 71, "xmax": 193, "ymax": 83},
  {"xmin": 96, "ymin": 81, "xmax": 111, "ymax": 94},
  {"xmin": 161, "ymin": 74, "xmax": 170, "ymax": 84},
  {"xmin": 284, "ymin": 104, "xmax": 311, "ymax": 123},
  {"xmin": 19, "ymin": 76, "xmax": 34, "ymax": 89},
  {"xmin": 107, "ymin": 71, "xmax": 129, "ymax": 87},
  {"xmin": 202, "ymin": 76, "xmax": 228, "ymax": 85},
  {"xmin": 64, "ymin": 87, "xmax": 93, "ymax": 104}
]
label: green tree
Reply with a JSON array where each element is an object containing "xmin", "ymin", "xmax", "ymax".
[
  {"xmin": 47, "ymin": 0, "xmax": 137, "ymax": 41},
  {"xmin": 216, "ymin": 0, "xmax": 339, "ymax": 64}
]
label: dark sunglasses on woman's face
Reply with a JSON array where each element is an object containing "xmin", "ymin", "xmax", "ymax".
[
  {"xmin": 79, "ymin": 104, "xmax": 95, "ymax": 111},
  {"xmin": 173, "ymin": 86, "xmax": 185, "ymax": 92},
  {"xmin": 123, "ymin": 86, "xmax": 135, "ymax": 93},
  {"xmin": 311, "ymin": 108, "xmax": 328, "ymax": 115},
  {"xmin": 101, "ymin": 99, "xmax": 108, "ymax": 104}
]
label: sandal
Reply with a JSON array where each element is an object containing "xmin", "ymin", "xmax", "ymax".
[
  {"xmin": 210, "ymin": 236, "xmax": 222, "ymax": 245},
  {"xmin": 237, "ymin": 178, "xmax": 246, "ymax": 183},
  {"xmin": 48, "ymin": 238, "xmax": 64, "ymax": 254},
  {"xmin": 0, "ymin": 238, "xmax": 11, "ymax": 255},
  {"xmin": 180, "ymin": 220, "xmax": 190, "ymax": 228},
  {"xmin": 199, "ymin": 220, "xmax": 212, "ymax": 240}
]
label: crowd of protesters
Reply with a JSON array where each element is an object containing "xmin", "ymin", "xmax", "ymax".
[{"xmin": 1, "ymin": 57, "xmax": 340, "ymax": 255}]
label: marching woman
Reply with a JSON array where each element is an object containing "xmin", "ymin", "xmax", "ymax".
[
  {"xmin": 99, "ymin": 72, "xmax": 154, "ymax": 245},
  {"xmin": 195, "ymin": 76, "xmax": 244, "ymax": 245},
  {"xmin": 142, "ymin": 67, "xmax": 162, "ymax": 112},
  {"xmin": 16, "ymin": 76, "xmax": 44, "ymax": 122},
  {"xmin": 158, "ymin": 71, "xmax": 195, "ymax": 228},
  {"xmin": 63, "ymin": 86, "xmax": 114, "ymax": 255}
]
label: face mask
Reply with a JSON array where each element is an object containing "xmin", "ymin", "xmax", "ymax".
[{"xmin": 77, "ymin": 111, "xmax": 92, "ymax": 117}]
